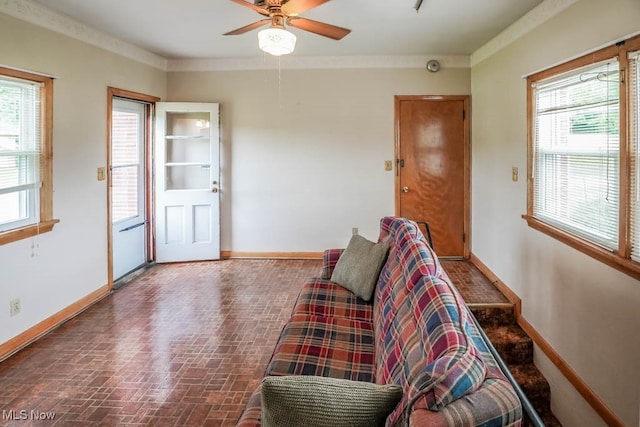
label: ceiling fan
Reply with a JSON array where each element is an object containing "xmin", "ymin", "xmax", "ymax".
[{"xmin": 224, "ymin": 0, "xmax": 351, "ymax": 55}]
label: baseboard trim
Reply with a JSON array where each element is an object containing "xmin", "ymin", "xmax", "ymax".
[
  {"xmin": 0, "ymin": 284, "xmax": 111, "ymax": 362},
  {"xmin": 469, "ymin": 253, "xmax": 624, "ymax": 427},
  {"xmin": 516, "ymin": 316, "xmax": 624, "ymax": 427},
  {"xmin": 220, "ymin": 251, "xmax": 323, "ymax": 260}
]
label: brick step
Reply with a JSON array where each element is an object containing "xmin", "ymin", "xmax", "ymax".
[{"xmin": 483, "ymin": 324, "xmax": 533, "ymax": 365}]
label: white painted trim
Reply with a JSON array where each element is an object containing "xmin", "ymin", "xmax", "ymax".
[
  {"xmin": 167, "ymin": 54, "xmax": 470, "ymax": 72},
  {"xmin": 471, "ymin": 0, "xmax": 580, "ymax": 67},
  {"xmin": 0, "ymin": 0, "xmax": 167, "ymax": 71}
]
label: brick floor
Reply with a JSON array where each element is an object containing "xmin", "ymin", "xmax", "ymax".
[{"xmin": 0, "ymin": 259, "xmax": 506, "ymax": 426}]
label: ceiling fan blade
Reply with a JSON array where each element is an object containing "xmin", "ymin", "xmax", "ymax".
[
  {"xmin": 223, "ymin": 19, "xmax": 271, "ymax": 36},
  {"xmin": 229, "ymin": 0, "xmax": 269, "ymax": 16},
  {"xmin": 282, "ymin": 0, "xmax": 329, "ymax": 16},
  {"xmin": 287, "ymin": 17, "xmax": 351, "ymax": 40}
]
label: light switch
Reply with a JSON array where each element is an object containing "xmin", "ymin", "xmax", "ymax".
[
  {"xmin": 384, "ymin": 160, "xmax": 392, "ymax": 171},
  {"xmin": 512, "ymin": 167, "xmax": 518, "ymax": 182},
  {"xmin": 97, "ymin": 167, "xmax": 106, "ymax": 181}
]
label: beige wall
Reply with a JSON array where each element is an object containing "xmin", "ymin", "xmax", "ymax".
[
  {"xmin": 471, "ymin": 0, "xmax": 640, "ymax": 425},
  {"xmin": 0, "ymin": 14, "xmax": 166, "ymax": 345},
  {"xmin": 4, "ymin": 1, "xmax": 637, "ymax": 425},
  {"xmin": 167, "ymin": 67, "xmax": 470, "ymax": 252}
]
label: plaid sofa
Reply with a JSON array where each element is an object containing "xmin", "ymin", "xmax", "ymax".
[{"xmin": 236, "ymin": 217, "xmax": 522, "ymax": 426}]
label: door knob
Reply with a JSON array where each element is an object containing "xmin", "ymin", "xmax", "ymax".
[{"xmin": 402, "ymin": 186, "xmax": 409, "ymax": 193}]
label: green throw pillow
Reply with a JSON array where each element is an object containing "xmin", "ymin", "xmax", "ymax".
[
  {"xmin": 261, "ymin": 376, "xmax": 402, "ymax": 427},
  {"xmin": 330, "ymin": 234, "xmax": 390, "ymax": 301}
]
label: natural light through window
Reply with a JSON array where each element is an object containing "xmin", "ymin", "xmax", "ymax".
[
  {"xmin": 0, "ymin": 67, "xmax": 56, "ymax": 246},
  {"xmin": 525, "ymin": 34, "xmax": 640, "ymax": 280},
  {"xmin": 532, "ymin": 60, "xmax": 620, "ymax": 250},
  {"xmin": 0, "ymin": 76, "xmax": 41, "ymax": 232},
  {"xmin": 628, "ymin": 51, "xmax": 640, "ymax": 262},
  {"xmin": 111, "ymin": 110, "xmax": 140, "ymax": 223}
]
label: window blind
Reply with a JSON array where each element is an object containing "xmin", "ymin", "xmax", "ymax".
[
  {"xmin": 629, "ymin": 52, "xmax": 640, "ymax": 261},
  {"xmin": 0, "ymin": 76, "xmax": 42, "ymax": 230},
  {"xmin": 532, "ymin": 60, "xmax": 620, "ymax": 250}
]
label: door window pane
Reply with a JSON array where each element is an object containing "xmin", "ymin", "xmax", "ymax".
[
  {"xmin": 111, "ymin": 109, "xmax": 141, "ymax": 223},
  {"xmin": 111, "ymin": 165, "xmax": 140, "ymax": 222},
  {"xmin": 165, "ymin": 165, "xmax": 210, "ymax": 190}
]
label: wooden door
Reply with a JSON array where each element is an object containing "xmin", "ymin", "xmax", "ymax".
[{"xmin": 395, "ymin": 96, "xmax": 469, "ymax": 258}]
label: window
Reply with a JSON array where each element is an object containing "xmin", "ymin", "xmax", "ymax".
[
  {"xmin": 525, "ymin": 35, "xmax": 640, "ymax": 279},
  {"xmin": 532, "ymin": 60, "xmax": 620, "ymax": 250},
  {"xmin": 111, "ymin": 108, "xmax": 142, "ymax": 223},
  {"xmin": 0, "ymin": 67, "xmax": 56, "ymax": 245},
  {"xmin": 629, "ymin": 51, "xmax": 640, "ymax": 262}
]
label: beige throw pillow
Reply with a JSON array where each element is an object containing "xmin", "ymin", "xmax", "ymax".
[
  {"xmin": 330, "ymin": 234, "xmax": 390, "ymax": 301},
  {"xmin": 261, "ymin": 376, "xmax": 402, "ymax": 427}
]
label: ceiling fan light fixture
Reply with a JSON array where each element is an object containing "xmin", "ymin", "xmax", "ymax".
[{"xmin": 258, "ymin": 27, "xmax": 296, "ymax": 56}]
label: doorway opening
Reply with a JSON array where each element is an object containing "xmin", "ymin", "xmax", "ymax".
[{"xmin": 107, "ymin": 88, "xmax": 160, "ymax": 287}]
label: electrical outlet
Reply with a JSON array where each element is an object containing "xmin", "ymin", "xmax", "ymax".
[
  {"xmin": 512, "ymin": 166, "xmax": 519, "ymax": 182},
  {"xmin": 9, "ymin": 298, "xmax": 21, "ymax": 317},
  {"xmin": 352, "ymin": 227, "xmax": 358, "ymax": 236},
  {"xmin": 384, "ymin": 160, "xmax": 392, "ymax": 171},
  {"xmin": 97, "ymin": 167, "xmax": 106, "ymax": 181}
]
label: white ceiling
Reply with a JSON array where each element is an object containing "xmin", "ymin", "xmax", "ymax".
[{"xmin": 28, "ymin": 0, "xmax": 544, "ymax": 60}]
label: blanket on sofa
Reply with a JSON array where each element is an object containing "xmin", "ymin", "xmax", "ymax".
[{"xmin": 236, "ymin": 216, "xmax": 522, "ymax": 427}]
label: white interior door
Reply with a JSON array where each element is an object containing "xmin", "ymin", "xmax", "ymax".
[
  {"xmin": 111, "ymin": 98, "xmax": 147, "ymax": 279},
  {"xmin": 155, "ymin": 102, "xmax": 220, "ymax": 262}
]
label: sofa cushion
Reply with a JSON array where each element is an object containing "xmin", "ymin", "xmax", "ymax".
[
  {"xmin": 375, "ymin": 273, "xmax": 487, "ymax": 424},
  {"xmin": 330, "ymin": 234, "xmax": 389, "ymax": 301},
  {"xmin": 265, "ymin": 314, "xmax": 375, "ymax": 382},
  {"xmin": 261, "ymin": 376, "xmax": 402, "ymax": 427},
  {"xmin": 320, "ymin": 249, "xmax": 344, "ymax": 280},
  {"xmin": 292, "ymin": 279, "xmax": 373, "ymax": 322}
]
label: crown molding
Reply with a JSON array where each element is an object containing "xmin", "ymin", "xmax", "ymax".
[
  {"xmin": 471, "ymin": 0, "xmax": 580, "ymax": 67},
  {"xmin": 0, "ymin": 0, "xmax": 167, "ymax": 70},
  {"xmin": 1, "ymin": 0, "xmax": 472, "ymax": 73},
  {"xmin": 167, "ymin": 55, "xmax": 470, "ymax": 72}
]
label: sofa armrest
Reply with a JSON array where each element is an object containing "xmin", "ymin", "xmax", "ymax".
[
  {"xmin": 410, "ymin": 377, "xmax": 523, "ymax": 427},
  {"xmin": 321, "ymin": 249, "xmax": 344, "ymax": 279}
]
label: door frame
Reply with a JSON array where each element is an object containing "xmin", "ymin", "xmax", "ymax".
[
  {"xmin": 107, "ymin": 87, "xmax": 161, "ymax": 289},
  {"xmin": 394, "ymin": 95, "xmax": 471, "ymax": 258}
]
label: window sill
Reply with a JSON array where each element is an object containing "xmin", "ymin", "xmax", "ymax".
[
  {"xmin": 522, "ymin": 215, "xmax": 640, "ymax": 281},
  {"xmin": 0, "ymin": 219, "xmax": 60, "ymax": 246}
]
